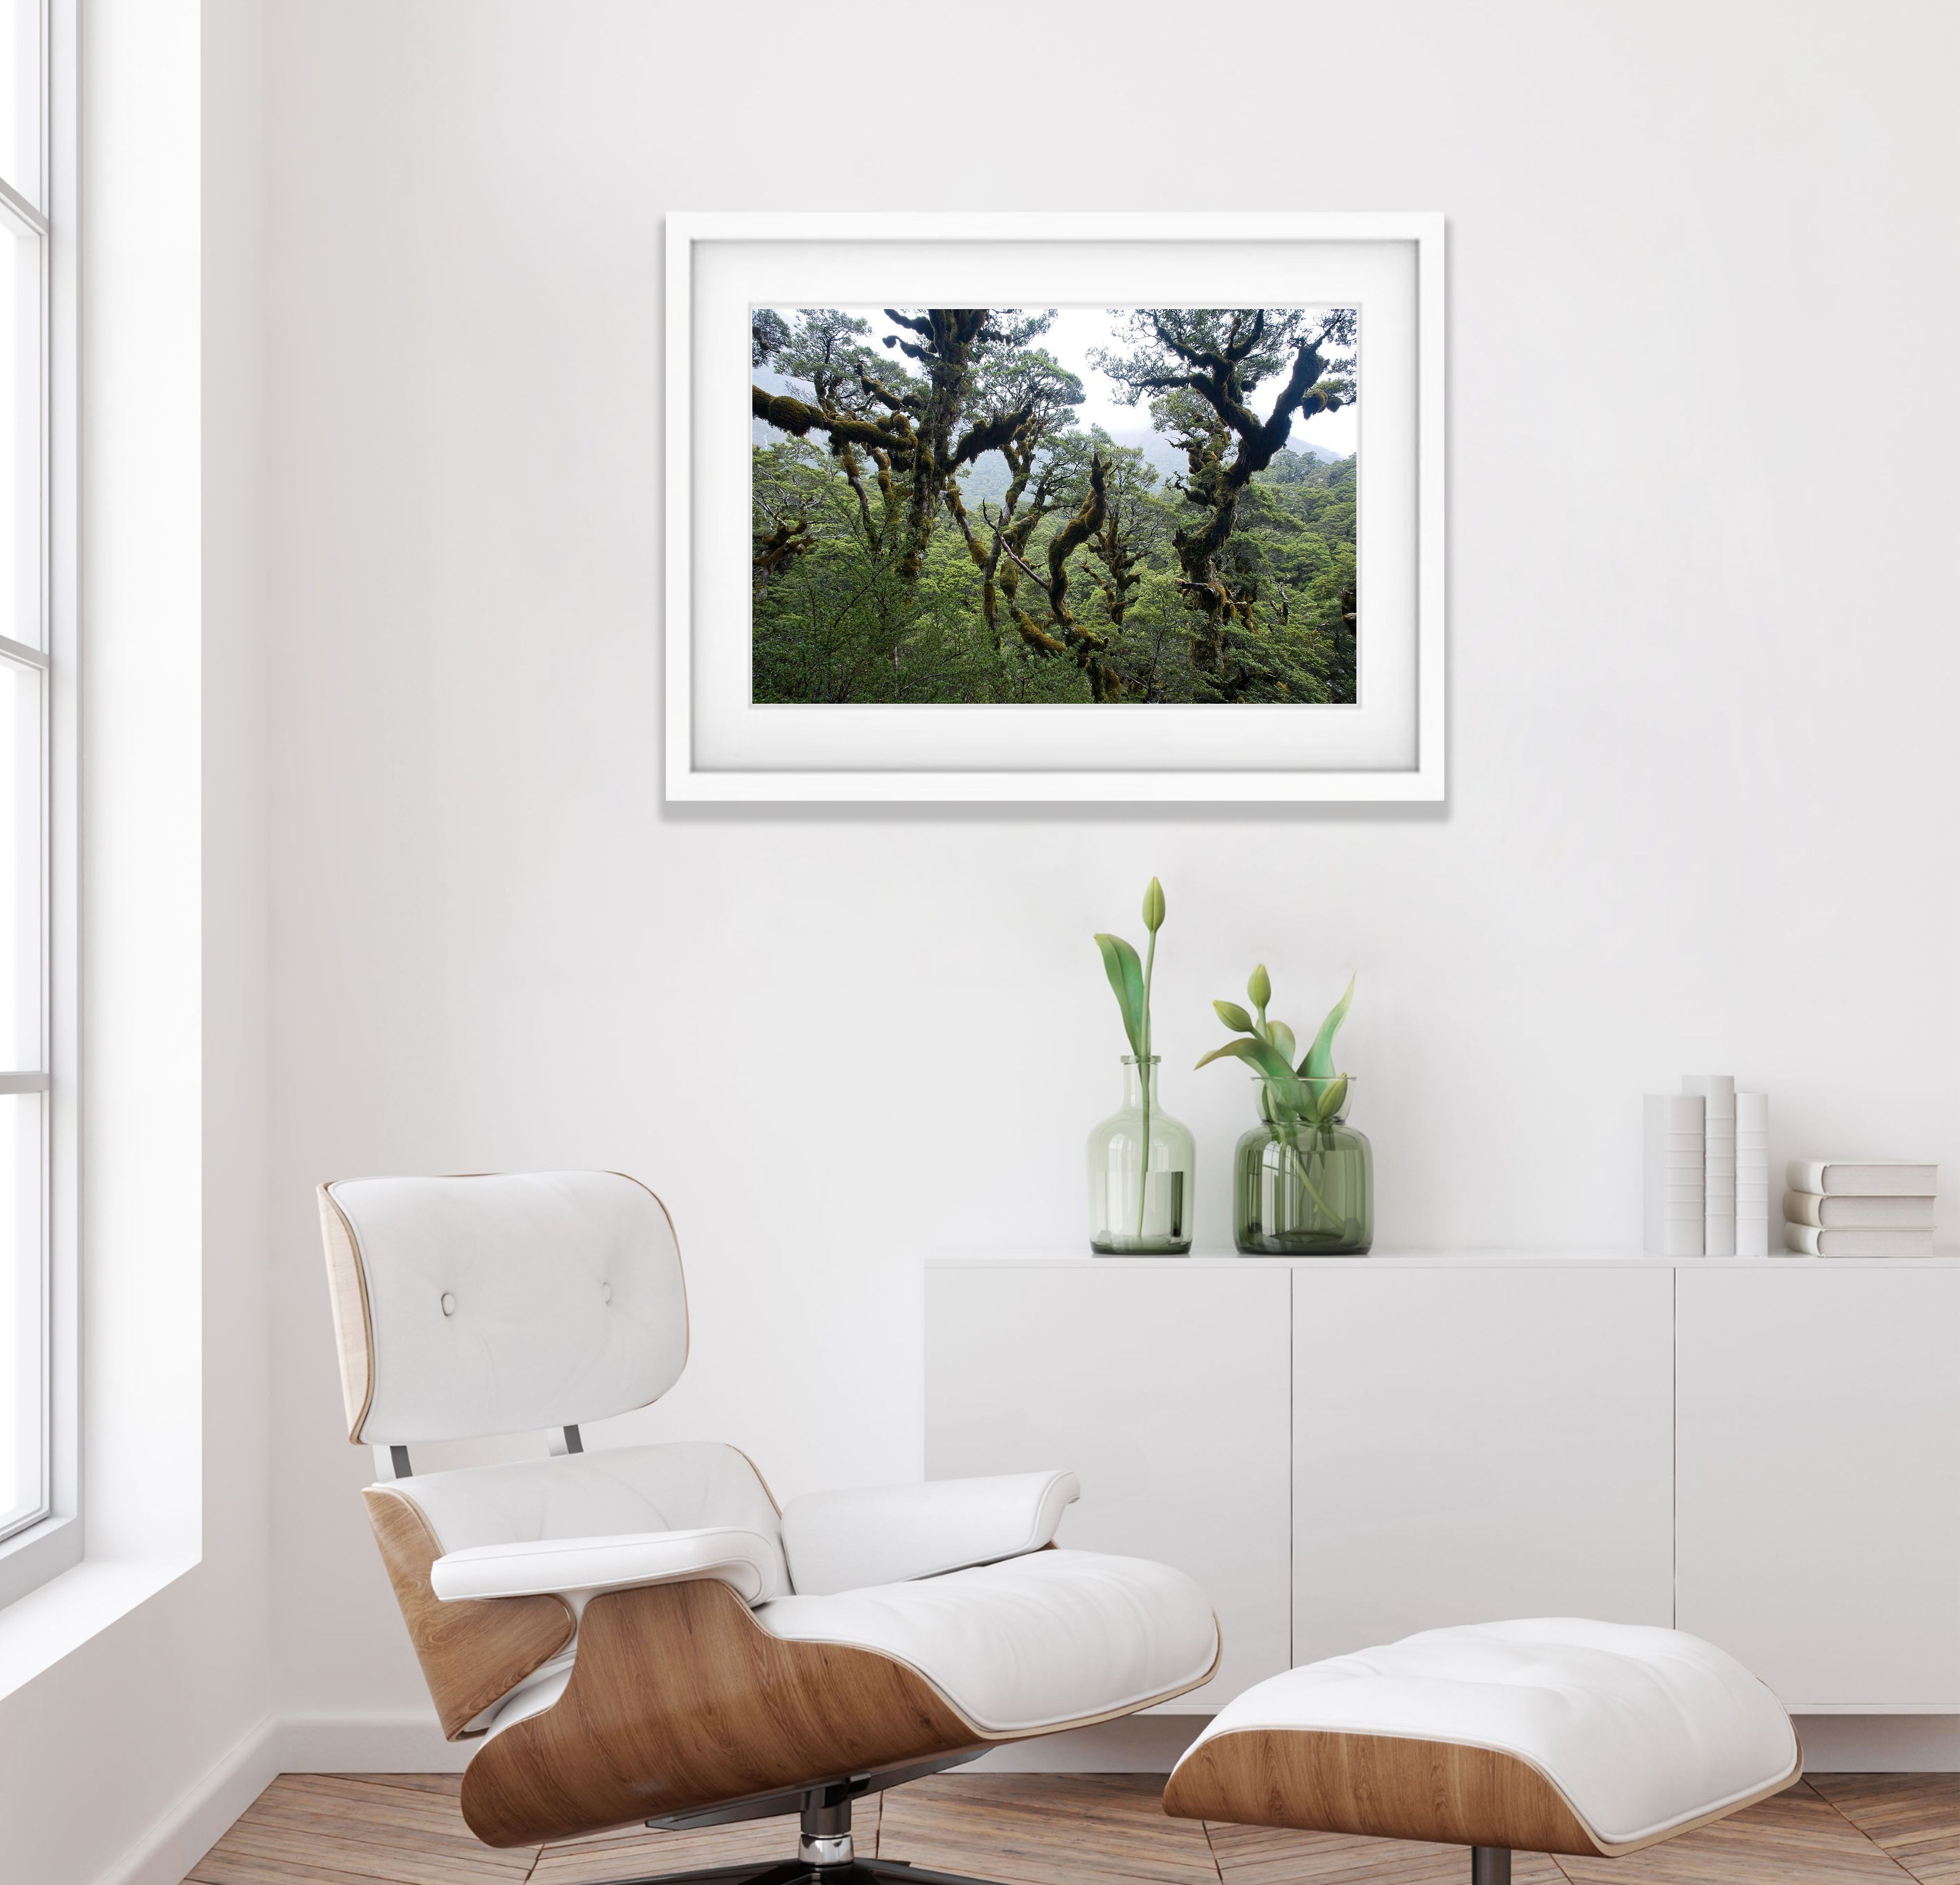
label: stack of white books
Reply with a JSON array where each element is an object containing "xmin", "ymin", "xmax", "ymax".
[
  {"xmin": 1783, "ymin": 1161, "xmax": 1938, "ymax": 1257},
  {"xmin": 1646, "ymin": 1078, "xmax": 1770, "ymax": 1257}
]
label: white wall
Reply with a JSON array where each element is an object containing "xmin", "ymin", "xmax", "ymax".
[
  {"xmin": 0, "ymin": 5, "xmax": 277, "ymax": 1883},
  {"xmin": 259, "ymin": 0, "xmax": 1958, "ymax": 1749}
]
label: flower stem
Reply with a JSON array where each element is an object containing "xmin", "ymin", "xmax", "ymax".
[
  {"xmin": 1286, "ymin": 1124, "xmax": 1334, "ymax": 1224},
  {"xmin": 1137, "ymin": 930, "xmax": 1155, "ymax": 1240}
]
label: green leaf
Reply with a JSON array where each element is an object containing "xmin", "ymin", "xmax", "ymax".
[
  {"xmin": 1094, "ymin": 932, "xmax": 1147, "ymax": 1059},
  {"xmin": 1302, "ymin": 974, "xmax": 1355, "ymax": 1080},
  {"xmin": 1267, "ymin": 1021, "xmax": 1297, "ymax": 1066},
  {"xmin": 1196, "ymin": 1034, "xmax": 1297, "ymax": 1082},
  {"xmin": 1248, "ymin": 963, "xmax": 1271, "ymax": 1011},
  {"xmin": 1308, "ymin": 1073, "xmax": 1349, "ymax": 1123},
  {"xmin": 1213, "ymin": 999, "xmax": 1255, "ymax": 1033},
  {"xmin": 1141, "ymin": 877, "xmax": 1166, "ymax": 933},
  {"xmin": 1195, "ymin": 1038, "xmax": 1260, "ymax": 1072}
]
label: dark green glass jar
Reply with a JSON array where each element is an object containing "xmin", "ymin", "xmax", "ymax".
[{"xmin": 1234, "ymin": 1076, "xmax": 1373, "ymax": 1255}]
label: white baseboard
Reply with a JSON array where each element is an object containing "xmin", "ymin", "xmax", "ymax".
[
  {"xmin": 970, "ymin": 1711, "xmax": 1960, "ymax": 1776},
  {"xmin": 273, "ymin": 1709, "xmax": 469, "ymax": 1774},
  {"xmin": 88, "ymin": 1704, "xmax": 1960, "ymax": 1885},
  {"xmin": 1793, "ymin": 1713, "xmax": 1960, "ymax": 1771},
  {"xmin": 966, "ymin": 1713, "xmax": 1207, "ymax": 1772},
  {"xmin": 272, "ymin": 1707, "xmax": 1201, "ymax": 1777},
  {"xmin": 92, "ymin": 1713, "xmax": 279, "ymax": 1885},
  {"xmin": 85, "ymin": 1713, "xmax": 457, "ymax": 1885}
]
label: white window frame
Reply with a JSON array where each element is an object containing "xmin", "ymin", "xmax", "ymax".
[{"xmin": 0, "ymin": 0, "xmax": 77, "ymax": 1608}]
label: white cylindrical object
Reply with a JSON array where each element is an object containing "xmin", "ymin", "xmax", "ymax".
[
  {"xmin": 1735, "ymin": 1091, "xmax": 1770, "ymax": 1256},
  {"xmin": 1646, "ymin": 1094, "xmax": 1705, "ymax": 1257},
  {"xmin": 1687, "ymin": 1076, "xmax": 1738, "ymax": 1253}
]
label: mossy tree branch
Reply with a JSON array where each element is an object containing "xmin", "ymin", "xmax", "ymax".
[
  {"xmin": 988, "ymin": 452, "xmax": 1122, "ymax": 699},
  {"xmin": 1095, "ymin": 308, "xmax": 1354, "ymax": 696}
]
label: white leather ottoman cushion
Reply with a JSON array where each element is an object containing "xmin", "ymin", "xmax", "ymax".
[
  {"xmin": 1174, "ymin": 1619, "xmax": 1799, "ymax": 1852},
  {"xmin": 754, "ymin": 1547, "xmax": 1219, "ymax": 1736}
]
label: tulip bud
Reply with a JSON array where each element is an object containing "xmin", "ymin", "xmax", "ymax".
[
  {"xmin": 1141, "ymin": 877, "xmax": 1166, "ymax": 932},
  {"xmin": 1213, "ymin": 1000, "xmax": 1254, "ymax": 1033},
  {"xmin": 1248, "ymin": 963, "xmax": 1271, "ymax": 1010}
]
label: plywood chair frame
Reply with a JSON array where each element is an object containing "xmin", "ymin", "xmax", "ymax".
[{"xmin": 320, "ymin": 1171, "xmax": 1223, "ymax": 1885}]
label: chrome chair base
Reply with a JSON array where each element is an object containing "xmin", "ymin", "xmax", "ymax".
[
  {"xmin": 593, "ymin": 1863, "xmax": 1006, "ymax": 1884},
  {"xmin": 594, "ymin": 1760, "xmax": 1007, "ymax": 1885}
]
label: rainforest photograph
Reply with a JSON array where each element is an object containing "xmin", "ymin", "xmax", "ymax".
[{"xmin": 750, "ymin": 305, "xmax": 1358, "ymax": 706}]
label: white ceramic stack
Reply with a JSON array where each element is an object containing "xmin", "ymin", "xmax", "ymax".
[
  {"xmin": 1735, "ymin": 1090, "xmax": 1770, "ymax": 1256},
  {"xmin": 1643, "ymin": 1092, "xmax": 1706, "ymax": 1256},
  {"xmin": 1685, "ymin": 1075, "xmax": 1736, "ymax": 1256}
]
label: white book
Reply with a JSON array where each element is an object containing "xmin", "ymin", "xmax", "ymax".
[
  {"xmin": 1735, "ymin": 1092, "xmax": 1769, "ymax": 1256},
  {"xmin": 1685, "ymin": 1074, "xmax": 1736, "ymax": 1106},
  {"xmin": 1787, "ymin": 1159, "xmax": 1938, "ymax": 1197},
  {"xmin": 1784, "ymin": 1222, "xmax": 1934, "ymax": 1258},
  {"xmin": 1686, "ymin": 1077, "xmax": 1736, "ymax": 1255},
  {"xmin": 1645, "ymin": 1094, "xmax": 1704, "ymax": 1256},
  {"xmin": 1784, "ymin": 1191, "xmax": 1935, "ymax": 1230}
]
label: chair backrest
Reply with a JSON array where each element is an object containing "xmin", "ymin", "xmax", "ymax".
[{"xmin": 319, "ymin": 1170, "xmax": 689, "ymax": 1445}]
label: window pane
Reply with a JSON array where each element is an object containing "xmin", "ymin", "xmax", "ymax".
[
  {"xmin": 0, "ymin": 1090, "xmax": 44, "ymax": 1534},
  {"xmin": 0, "ymin": 1, "xmax": 39, "ymax": 209},
  {"xmin": 0, "ymin": 654, "xmax": 36, "ymax": 1074},
  {"xmin": 0, "ymin": 221, "xmax": 37, "ymax": 651}
]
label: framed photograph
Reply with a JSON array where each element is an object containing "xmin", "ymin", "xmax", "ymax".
[{"xmin": 665, "ymin": 213, "xmax": 1444, "ymax": 802}]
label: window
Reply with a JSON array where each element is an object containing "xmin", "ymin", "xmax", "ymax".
[{"xmin": 0, "ymin": 0, "xmax": 59, "ymax": 1562}]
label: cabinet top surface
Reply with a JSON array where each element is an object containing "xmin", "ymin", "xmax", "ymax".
[{"xmin": 925, "ymin": 1248, "xmax": 1960, "ymax": 1269}]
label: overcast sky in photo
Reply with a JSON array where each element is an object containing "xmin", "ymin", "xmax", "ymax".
[{"xmin": 772, "ymin": 306, "xmax": 1359, "ymax": 458}]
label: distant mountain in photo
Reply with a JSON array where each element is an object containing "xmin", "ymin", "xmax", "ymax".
[{"xmin": 952, "ymin": 427, "xmax": 1348, "ymax": 508}]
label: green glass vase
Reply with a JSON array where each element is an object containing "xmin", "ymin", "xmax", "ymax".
[
  {"xmin": 1087, "ymin": 1056, "xmax": 1195, "ymax": 1255},
  {"xmin": 1234, "ymin": 1076, "xmax": 1373, "ymax": 1255}
]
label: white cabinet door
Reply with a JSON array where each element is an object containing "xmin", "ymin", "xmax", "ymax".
[
  {"xmin": 1293, "ymin": 1264, "xmax": 1676, "ymax": 1664},
  {"xmin": 1676, "ymin": 1264, "xmax": 1960, "ymax": 1709},
  {"xmin": 925, "ymin": 1261, "xmax": 1293, "ymax": 1709}
]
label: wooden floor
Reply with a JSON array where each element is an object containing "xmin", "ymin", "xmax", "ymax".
[{"xmin": 182, "ymin": 1772, "xmax": 1960, "ymax": 1885}]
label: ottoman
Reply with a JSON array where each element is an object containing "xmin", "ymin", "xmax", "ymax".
[{"xmin": 1163, "ymin": 1619, "xmax": 1801, "ymax": 1884}]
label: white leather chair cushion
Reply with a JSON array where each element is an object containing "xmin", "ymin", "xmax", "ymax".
[
  {"xmin": 780, "ymin": 1471, "xmax": 1081, "ymax": 1596},
  {"xmin": 1175, "ymin": 1619, "xmax": 1800, "ymax": 1851},
  {"xmin": 329, "ymin": 1171, "xmax": 687, "ymax": 1444},
  {"xmin": 433, "ymin": 1526, "xmax": 784, "ymax": 1605},
  {"xmin": 391, "ymin": 1441, "xmax": 791, "ymax": 1599},
  {"xmin": 754, "ymin": 1547, "xmax": 1218, "ymax": 1735}
]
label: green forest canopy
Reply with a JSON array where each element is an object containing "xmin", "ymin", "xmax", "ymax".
[{"xmin": 751, "ymin": 306, "xmax": 1357, "ymax": 706}]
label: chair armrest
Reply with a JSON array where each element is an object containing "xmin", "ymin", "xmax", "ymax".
[
  {"xmin": 780, "ymin": 1470, "xmax": 1081, "ymax": 1596},
  {"xmin": 430, "ymin": 1526, "xmax": 782, "ymax": 1605}
]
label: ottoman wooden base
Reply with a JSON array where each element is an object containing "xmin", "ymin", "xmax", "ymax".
[{"xmin": 1163, "ymin": 1620, "xmax": 1802, "ymax": 1878}]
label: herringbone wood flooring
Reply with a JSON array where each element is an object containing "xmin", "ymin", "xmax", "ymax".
[{"xmin": 182, "ymin": 1772, "xmax": 1960, "ymax": 1885}]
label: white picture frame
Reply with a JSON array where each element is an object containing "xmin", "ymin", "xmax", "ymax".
[{"xmin": 666, "ymin": 212, "xmax": 1445, "ymax": 802}]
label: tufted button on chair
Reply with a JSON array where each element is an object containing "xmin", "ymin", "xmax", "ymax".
[{"xmin": 319, "ymin": 1170, "xmax": 1220, "ymax": 1883}]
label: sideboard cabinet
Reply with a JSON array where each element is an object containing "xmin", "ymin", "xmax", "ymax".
[{"xmin": 923, "ymin": 1255, "xmax": 1960, "ymax": 1715}]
